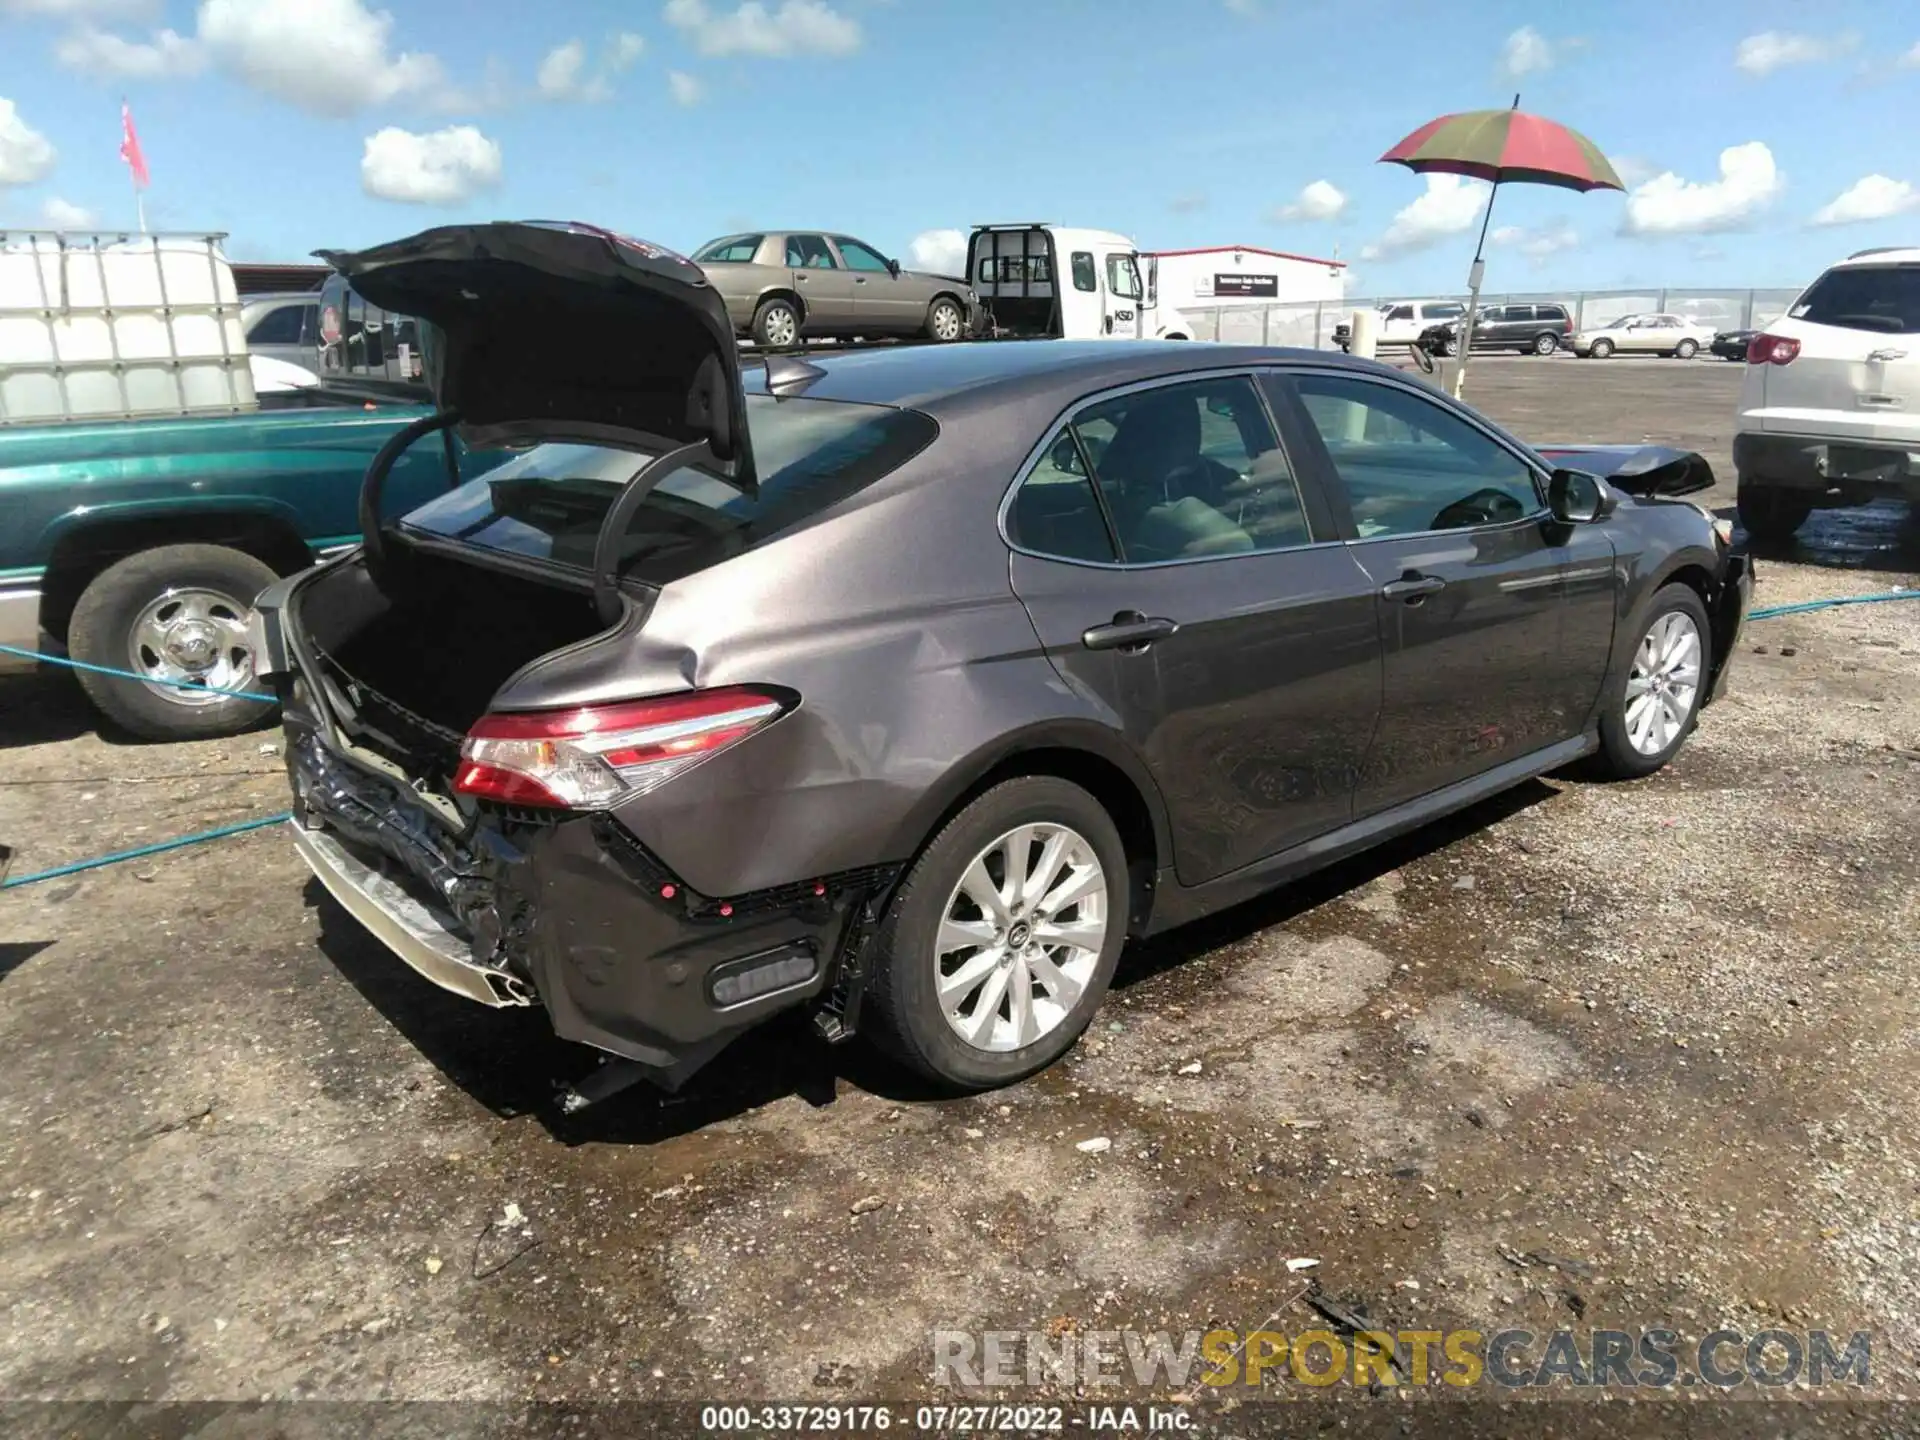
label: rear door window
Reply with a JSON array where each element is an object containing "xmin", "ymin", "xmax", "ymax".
[
  {"xmin": 1007, "ymin": 429, "xmax": 1116, "ymax": 563},
  {"xmin": 786, "ymin": 234, "xmax": 838, "ymax": 269},
  {"xmin": 399, "ymin": 396, "xmax": 937, "ymax": 586},
  {"xmin": 247, "ymin": 304, "xmax": 305, "ymax": 345},
  {"xmin": 1790, "ymin": 265, "xmax": 1920, "ymax": 334}
]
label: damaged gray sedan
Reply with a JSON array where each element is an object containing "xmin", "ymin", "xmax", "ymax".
[{"xmin": 254, "ymin": 220, "xmax": 1752, "ymax": 1094}]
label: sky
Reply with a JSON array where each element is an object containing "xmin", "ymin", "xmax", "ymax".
[{"xmin": 2, "ymin": 0, "xmax": 1919, "ymax": 300}]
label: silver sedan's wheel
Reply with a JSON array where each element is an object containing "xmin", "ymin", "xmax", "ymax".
[
  {"xmin": 1624, "ymin": 610, "xmax": 1702, "ymax": 755},
  {"xmin": 127, "ymin": 586, "xmax": 256, "ymax": 707},
  {"xmin": 927, "ymin": 298, "xmax": 964, "ymax": 341},
  {"xmin": 935, "ymin": 822, "xmax": 1108, "ymax": 1053}
]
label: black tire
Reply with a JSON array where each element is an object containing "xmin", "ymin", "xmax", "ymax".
[
  {"xmin": 1438, "ymin": 337, "xmax": 1458, "ymax": 357},
  {"xmin": 1674, "ymin": 339, "xmax": 1699, "ymax": 360},
  {"xmin": 751, "ymin": 296, "xmax": 801, "ymax": 348},
  {"xmin": 1532, "ymin": 332, "xmax": 1558, "ymax": 356},
  {"xmin": 924, "ymin": 296, "xmax": 966, "ymax": 342},
  {"xmin": 67, "ymin": 543, "xmax": 279, "ymax": 742},
  {"xmin": 1594, "ymin": 584, "xmax": 1713, "ymax": 780},
  {"xmin": 1587, "ymin": 338, "xmax": 1614, "ymax": 359},
  {"xmin": 864, "ymin": 776, "xmax": 1128, "ymax": 1090},
  {"xmin": 1736, "ymin": 484, "xmax": 1814, "ymax": 544}
]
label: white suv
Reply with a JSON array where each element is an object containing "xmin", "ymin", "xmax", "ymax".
[
  {"xmin": 1734, "ymin": 248, "xmax": 1920, "ymax": 542},
  {"xmin": 1375, "ymin": 299, "xmax": 1464, "ymax": 347}
]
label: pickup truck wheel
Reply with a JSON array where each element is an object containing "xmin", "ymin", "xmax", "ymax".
[
  {"xmin": 925, "ymin": 297, "xmax": 965, "ymax": 342},
  {"xmin": 752, "ymin": 297, "xmax": 800, "ymax": 348},
  {"xmin": 864, "ymin": 777, "xmax": 1126, "ymax": 1091},
  {"xmin": 68, "ymin": 544, "xmax": 279, "ymax": 741},
  {"xmin": 1595, "ymin": 584, "xmax": 1712, "ymax": 780},
  {"xmin": 1736, "ymin": 485, "xmax": 1813, "ymax": 544}
]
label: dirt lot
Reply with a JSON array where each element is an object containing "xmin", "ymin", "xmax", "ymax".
[{"xmin": 2, "ymin": 360, "xmax": 1918, "ymax": 1431}]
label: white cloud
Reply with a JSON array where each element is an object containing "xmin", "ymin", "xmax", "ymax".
[
  {"xmin": 41, "ymin": 195, "xmax": 97, "ymax": 227},
  {"xmin": 1500, "ymin": 25, "xmax": 1553, "ymax": 77},
  {"xmin": 536, "ymin": 33, "xmax": 645, "ymax": 102},
  {"xmin": 667, "ymin": 69, "xmax": 703, "ymax": 105},
  {"xmin": 663, "ymin": 0, "xmax": 861, "ymax": 58},
  {"xmin": 1621, "ymin": 141, "xmax": 1782, "ymax": 235},
  {"xmin": 907, "ymin": 227, "xmax": 966, "ymax": 277},
  {"xmin": 1491, "ymin": 220, "xmax": 1579, "ymax": 265},
  {"xmin": 1275, "ymin": 179, "xmax": 1347, "ymax": 223},
  {"xmin": 1611, "ymin": 155, "xmax": 1659, "ymax": 188},
  {"xmin": 199, "ymin": 0, "xmax": 452, "ymax": 116},
  {"xmin": 54, "ymin": 23, "xmax": 203, "ymax": 78},
  {"xmin": 1167, "ymin": 191, "xmax": 1207, "ymax": 215},
  {"xmin": 360, "ymin": 124, "xmax": 501, "ymax": 204},
  {"xmin": 1811, "ymin": 174, "xmax": 1920, "ymax": 227},
  {"xmin": 1734, "ymin": 30, "xmax": 1857, "ymax": 77},
  {"xmin": 0, "ymin": 98, "xmax": 56, "ymax": 186},
  {"xmin": 1359, "ymin": 174, "xmax": 1488, "ymax": 260}
]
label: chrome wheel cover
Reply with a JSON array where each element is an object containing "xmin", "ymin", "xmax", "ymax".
[
  {"xmin": 127, "ymin": 586, "xmax": 256, "ymax": 708},
  {"xmin": 1625, "ymin": 610, "xmax": 1702, "ymax": 755},
  {"xmin": 935, "ymin": 823, "xmax": 1109, "ymax": 1052},
  {"xmin": 931, "ymin": 302, "xmax": 962, "ymax": 340},
  {"xmin": 763, "ymin": 305, "xmax": 797, "ymax": 346}
]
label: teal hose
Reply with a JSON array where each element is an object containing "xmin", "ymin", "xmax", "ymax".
[
  {"xmin": 1, "ymin": 813, "xmax": 292, "ymax": 890},
  {"xmin": 0, "ymin": 642, "xmax": 279, "ymax": 703},
  {"xmin": 1748, "ymin": 591, "xmax": 1919, "ymax": 621}
]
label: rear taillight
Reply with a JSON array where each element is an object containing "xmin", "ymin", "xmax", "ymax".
[
  {"xmin": 1748, "ymin": 333, "xmax": 1800, "ymax": 365},
  {"xmin": 455, "ymin": 687, "xmax": 787, "ymax": 809}
]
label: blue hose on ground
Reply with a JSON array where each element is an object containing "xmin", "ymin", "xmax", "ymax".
[
  {"xmin": 1747, "ymin": 591, "xmax": 1919, "ymax": 621},
  {"xmin": 0, "ymin": 642, "xmax": 279, "ymax": 703},
  {"xmin": 1, "ymin": 813, "xmax": 292, "ymax": 890}
]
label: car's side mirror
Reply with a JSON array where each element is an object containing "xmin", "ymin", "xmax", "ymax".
[
  {"xmin": 886, "ymin": 257, "xmax": 902, "ymax": 278},
  {"xmin": 1548, "ymin": 468, "xmax": 1614, "ymax": 524}
]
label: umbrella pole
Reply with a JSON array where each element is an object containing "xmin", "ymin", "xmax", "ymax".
[{"xmin": 1451, "ymin": 177, "xmax": 1501, "ymax": 400}]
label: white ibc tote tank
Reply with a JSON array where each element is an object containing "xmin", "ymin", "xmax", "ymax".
[{"xmin": 0, "ymin": 231, "xmax": 255, "ymax": 425}]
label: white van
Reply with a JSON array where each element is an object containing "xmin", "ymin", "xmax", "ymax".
[
  {"xmin": 965, "ymin": 224, "xmax": 1196, "ymax": 341},
  {"xmin": 1374, "ymin": 298, "xmax": 1465, "ymax": 348}
]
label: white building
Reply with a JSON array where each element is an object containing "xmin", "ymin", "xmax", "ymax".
[{"xmin": 1143, "ymin": 244, "xmax": 1346, "ymax": 311}]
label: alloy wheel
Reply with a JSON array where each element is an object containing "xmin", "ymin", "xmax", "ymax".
[
  {"xmin": 1624, "ymin": 611, "xmax": 1702, "ymax": 755},
  {"xmin": 127, "ymin": 586, "xmax": 255, "ymax": 707},
  {"xmin": 934, "ymin": 823, "xmax": 1109, "ymax": 1052}
]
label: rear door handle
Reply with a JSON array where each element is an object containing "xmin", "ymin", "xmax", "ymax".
[
  {"xmin": 1082, "ymin": 612, "xmax": 1178, "ymax": 652},
  {"xmin": 1380, "ymin": 572, "xmax": 1446, "ymax": 602}
]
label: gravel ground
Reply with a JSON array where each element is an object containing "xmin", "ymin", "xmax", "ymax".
[{"xmin": 2, "ymin": 361, "xmax": 1918, "ymax": 1433}]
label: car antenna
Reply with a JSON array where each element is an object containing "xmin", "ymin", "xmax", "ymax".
[{"xmin": 762, "ymin": 352, "xmax": 826, "ymax": 397}]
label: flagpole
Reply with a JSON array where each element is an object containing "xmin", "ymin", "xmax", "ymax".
[{"xmin": 135, "ymin": 190, "xmax": 146, "ymax": 235}]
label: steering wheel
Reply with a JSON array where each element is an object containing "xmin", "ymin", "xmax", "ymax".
[{"xmin": 1431, "ymin": 487, "xmax": 1525, "ymax": 530}]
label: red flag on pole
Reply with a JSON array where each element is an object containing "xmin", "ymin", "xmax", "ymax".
[{"xmin": 119, "ymin": 101, "xmax": 150, "ymax": 189}]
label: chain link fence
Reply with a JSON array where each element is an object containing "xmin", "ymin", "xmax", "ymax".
[{"xmin": 1180, "ymin": 288, "xmax": 1806, "ymax": 348}]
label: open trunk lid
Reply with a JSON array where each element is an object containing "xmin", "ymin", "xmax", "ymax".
[{"xmin": 316, "ymin": 221, "xmax": 755, "ymax": 488}]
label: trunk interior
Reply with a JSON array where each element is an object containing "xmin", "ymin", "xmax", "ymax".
[{"xmin": 296, "ymin": 544, "xmax": 611, "ymax": 772}]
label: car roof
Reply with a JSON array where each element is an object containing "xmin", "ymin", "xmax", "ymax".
[
  {"xmin": 1836, "ymin": 247, "xmax": 1920, "ymax": 267},
  {"xmin": 741, "ymin": 339, "xmax": 1393, "ymax": 413}
]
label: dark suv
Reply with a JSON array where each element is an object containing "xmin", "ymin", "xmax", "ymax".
[
  {"xmin": 256, "ymin": 222, "xmax": 1752, "ymax": 1096},
  {"xmin": 1421, "ymin": 302, "xmax": 1575, "ymax": 356}
]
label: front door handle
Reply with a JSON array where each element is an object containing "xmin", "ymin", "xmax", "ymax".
[
  {"xmin": 1083, "ymin": 611, "xmax": 1178, "ymax": 652},
  {"xmin": 1380, "ymin": 572, "xmax": 1447, "ymax": 602}
]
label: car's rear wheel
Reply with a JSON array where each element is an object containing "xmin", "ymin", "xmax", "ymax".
[
  {"xmin": 925, "ymin": 297, "xmax": 965, "ymax": 342},
  {"xmin": 67, "ymin": 543, "xmax": 279, "ymax": 741},
  {"xmin": 1675, "ymin": 338, "xmax": 1699, "ymax": 359},
  {"xmin": 1736, "ymin": 484, "xmax": 1814, "ymax": 544},
  {"xmin": 1588, "ymin": 338, "xmax": 1614, "ymax": 359},
  {"xmin": 1532, "ymin": 332, "xmax": 1558, "ymax": 356},
  {"xmin": 864, "ymin": 776, "xmax": 1127, "ymax": 1090},
  {"xmin": 1595, "ymin": 584, "xmax": 1712, "ymax": 779},
  {"xmin": 752, "ymin": 297, "xmax": 801, "ymax": 348}
]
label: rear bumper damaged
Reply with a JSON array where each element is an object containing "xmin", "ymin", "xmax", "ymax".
[{"xmin": 283, "ymin": 725, "xmax": 893, "ymax": 1092}]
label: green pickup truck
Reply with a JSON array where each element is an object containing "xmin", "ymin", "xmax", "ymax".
[
  {"xmin": 0, "ymin": 233, "xmax": 506, "ymax": 740},
  {"xmin": 0, "ymin": 402, "xmax": 510, "ymax": 740}
]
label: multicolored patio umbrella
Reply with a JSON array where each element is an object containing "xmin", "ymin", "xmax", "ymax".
[{"xmin": 1379, "ymin": 96, "xmax": 1623, "ymax": 395}]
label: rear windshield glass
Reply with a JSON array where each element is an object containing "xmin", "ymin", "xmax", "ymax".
[
  {"xmin": 1790, "ymin": 265, "xmax": 1920, "ymax": 334},
  {"xmin": 398, "ymin": 396, "xmax": 936, "ymax": 586}
]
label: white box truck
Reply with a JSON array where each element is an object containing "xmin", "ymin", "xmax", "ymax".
[{"xmin": 965, "ymin": 224, "xmax": 1199, "ymax": 341}]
